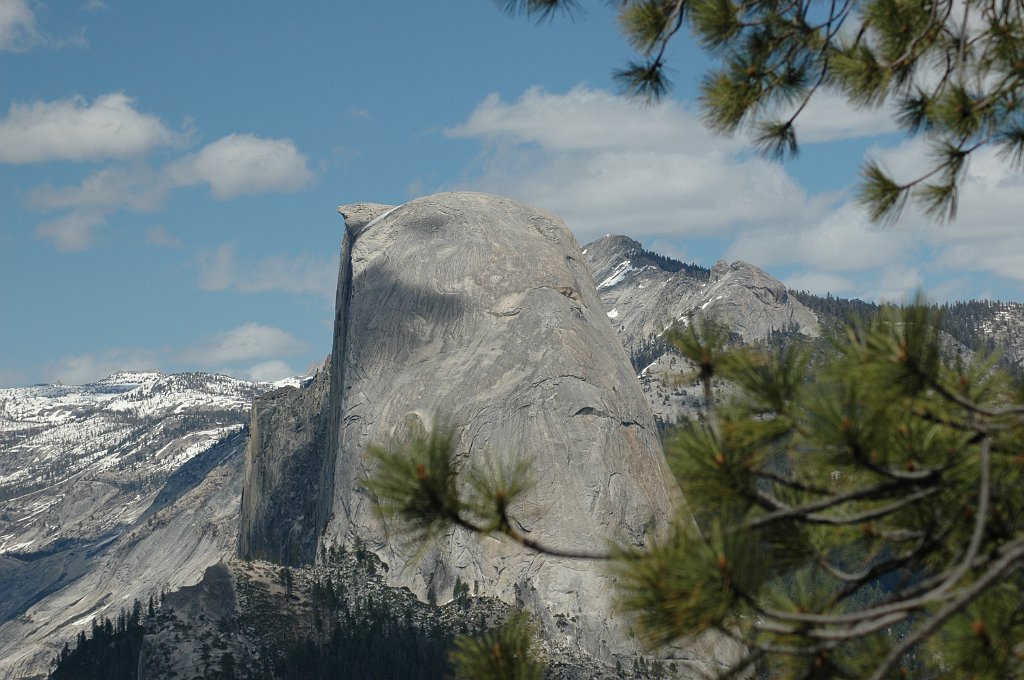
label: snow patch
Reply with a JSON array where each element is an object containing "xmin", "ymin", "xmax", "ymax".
[
  {"xmin": 598, "ymin": 260, "xmax": 634, "ymax": 289},
  {"xmin": 607, "ymin": 308, "xmax": 619, "ymax": 319}
]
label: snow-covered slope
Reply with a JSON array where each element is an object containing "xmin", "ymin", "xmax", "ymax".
[
  {"xmin": 0, "ymin": 372, "xmax": 269, "ymax": 554},
  {"xmin": 583, "ymin": 235, "xmax": 819, "ymax": 357},
  {"xmin": 0, "ymin": 371, "xmax": 288, "ymax": 678}
]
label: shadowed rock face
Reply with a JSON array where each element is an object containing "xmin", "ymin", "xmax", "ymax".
[
  {"xmin": 321, "ymin": 192, "xmax": 712, "ymax": 665},
  {"xmin": 238, "ymin": 362, "xmax": 331, "ymax": 565}
]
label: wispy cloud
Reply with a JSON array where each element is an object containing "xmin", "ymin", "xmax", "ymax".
[
  {"xmin": 0, "ymin": 93, "xmax": 177, "ymax": 163},
  {"xmin": 181, "ymin": 323, "xmax": 307, "ymax": 367},
  {"xmin": 35, "ymin": 211, "xmax": 107, "ymax": 251},
  {"xmin": 0, "ymin": 0, "xmax": 39, "ymax": 51},
  {"xmin": 0, "ymin": 0, "xmax": 88, "ymax": 51},
  {"xmin": 146, "ymin": 225, "xmax": 181, "ymax": 248},
  {"xmin": 30, "ymin": 164, "xmax": 170, "ymax": 212},
  {"xmin": 29, "ymin": 163, "xmax": 172, "ymax": 250},
  {"xmin": 197, "ymin": 242, "xmax": 336, "ymax": 298},
  {"xmin": 39, "ymin": 326, "xmax": 306, "ymax": 385},
  {"xmin": 774, "ymin": 90, "xmax": 900, "ymax": 144},
  {"xmin": 46, "ymin": 348, "xmax": 161, "ymax": 384},
  {"xmin": 726, "ymin": 202, "xmax": 918, "ymax": 273},
  {"xmin": 447, "ymin": 86, "xmax": 830, "ymax": 240},
  {"xmin": 244, "ymin": 359, "xmax": 296, "ymax": 382},
  {"xmin": 25, "ymin": 119, "xmax": 316, "ymax": 250},
  {"xmin": 448, "ymin": 86, "xmax": 739, "ymax": 154}
]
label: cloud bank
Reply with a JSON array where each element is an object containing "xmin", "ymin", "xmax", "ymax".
[
  {"xmin": 14, "ymin": 94, "xmax": 316, "ymax": 250},
  {"xmin": 449, "ymin": 85, "xmax": 1023, "ymax": 303}
]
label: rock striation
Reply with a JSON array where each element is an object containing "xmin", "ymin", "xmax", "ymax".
[{"xmin": 239, "ymin": 192, "xmax": 737, "ymax": 672}]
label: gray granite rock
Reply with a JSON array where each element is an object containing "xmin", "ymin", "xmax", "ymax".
[
  {"xmin": 584, "ymin": 235, "xmax": 819, "ymax": 355},
  {"xmin": 0, "ymin": 431, "xmax": 247, "ymax": 678},
  {"xmin": 309, "ymin": 192, "xmax": 737, "ymax": 672},
  {"xmin": 238, "ymin": 360, "xmax": 331, "ymax": 565}
]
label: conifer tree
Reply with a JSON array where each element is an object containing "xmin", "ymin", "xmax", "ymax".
[
  {"xmin": 500, "ymin": 0, "xmax": 1024, "ymax": 224},
  {"xmin": 364, "ymin": 304, "xmax": 1024, "ymax": 678}
]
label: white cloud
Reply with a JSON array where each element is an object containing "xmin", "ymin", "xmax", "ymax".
[
  {"xmin": 447, "ymin": 86, "xmax": 830, "ymax": 241},
  {"xmin": 182, "ymin": 323, "xmax": 307, "ymax": 367},
  {"xmin": 245, "ymin": 360, "xmax": 296, "ymax": 382},
  {"xmin": 448, "ymin": 85, "xmax": 737, "ymax": 154},
  {"xmin": 448, "ymin": 86, "xmax": 1023, "ymax": 303},
  {"xmin": 35, "ymin": 211, "xmax": 106, "ymax": 251},
  {"xmin": 197, "ymin": 242, "xmax": 336, "ymax": 298},
  {"xmin": 47, "ymin": 349, "xmax": 160, "ymax": 385},
  {"xmin": 0, "ymin": 0, "xmax": 39, "ymax": 51},
  {"xmin": 851, "ymin": 142, "xmax": 1024, "ymax": 283},
  {"xmin": 862, "ymin": 266, "xmax": 924, "ymax": 303},
  {"xmin": 29, "ymin": 164, "xmax": 171, "ymax": 250},
  {"xmin": 168, "ymin": 133, "xmax": 314, "ymax": 199},
  {"xmin": 82, "ymin": 0, "xmax": 108, "ymax": 10},
  {"xmin": 783, "ymin": 271, "xmax": 856, "ymax": 296},
  {"xmin": 726, "ymin": 202, "xmax": 918, "ymax": 273},
  {"xmin": 29, "ymin": 165, "xmax": 170, "ymax": 212},
  {"xmin": 0, "ymin": 93, "xmax": 177, "ymax": 163},
  {"xmin": 27, "ymin": 131, "xmax": 314, "ymax": 250},
  {"xmin": 778, "ymin": 90, "xmax": 900, "ymax": 144}
]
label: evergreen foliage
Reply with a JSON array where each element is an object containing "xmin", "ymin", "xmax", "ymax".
[
  {"xmin": 449, "ymin": 612, "xmax": 544, "ymax": 680},
  {"xmin": 500, "ymin": 0, "xmax": 1024, "ymax": 224},
  {"xmin": 634, "ymin": 246, "xmax": 712, "ymax": 280},
  {"xmin": 364, "ymin": 301, "xmax": 1024, "ymax": 678},
  {"xmin": 48, "ymin": 601, "xmax": 146, "ymax": 680},
  {"xmin": 278, "ymin": 598, "xmax": 455, "ymax": 679}
]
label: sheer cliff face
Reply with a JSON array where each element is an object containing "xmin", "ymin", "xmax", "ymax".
[
  {"xmin": 324, "ymin": 193, "xmax": 690, "ymax": 661},
  {"xmin": 238, "ymin": 363, "xmax": 330, "ymax": 565}
]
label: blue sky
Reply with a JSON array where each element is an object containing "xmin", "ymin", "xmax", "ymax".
[{"xmin": 2, "ymin": 1, "xmax": 1023, "ymax": 387}]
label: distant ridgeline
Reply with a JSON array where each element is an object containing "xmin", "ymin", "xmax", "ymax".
[
  {"xmin": 628, "ymin": 289, "xmax": 1024, "ymax": 378},
  {"xmin": 792, "ymin": 291, "xmax": 1024, "ymax": 362},
  {"xmin": 631, "ymin": 245, "xmax": 711, "ymax": 281}
]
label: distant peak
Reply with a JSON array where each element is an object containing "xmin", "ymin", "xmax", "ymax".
[{"xmin": 94, "ymin": 371, "xmax": 163, "ymax": 386}]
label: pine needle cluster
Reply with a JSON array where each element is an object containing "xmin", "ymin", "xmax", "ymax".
[
  {"xmin": 615, "ymin": 302, "xmax": 1024, "ymax": 678},
  {"xmin": 500, "ymin": 0, "xmax": 1024, "ymax": 224},
  {"xmin": 363, "ymin": 303, "xmax": 1024, "ymax": 678}
]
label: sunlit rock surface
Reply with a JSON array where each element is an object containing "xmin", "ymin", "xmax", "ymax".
[{"xmin": 308, "ymin": 192, "xmax": 736, "ymax": 671}]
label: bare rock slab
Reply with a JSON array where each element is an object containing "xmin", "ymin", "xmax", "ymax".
[{"xmin": 319, "ymin": 192, "xmax": 730, "ymax": 669}]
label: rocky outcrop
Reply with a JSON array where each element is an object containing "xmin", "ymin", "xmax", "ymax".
[
  {"xmin": 703, "ymin": 259, "xmax": 818, "ymax": 340},
  {"xmin": 299, "ymin": 192, "xmax": 733, "ymax": 671},
  {"xmin": 238, "ymin": 361, "xmax": 331, "ymax": 565},
  {"xmin": 583, "ymin": 235, "xmax": 819, "ymax": 354}
]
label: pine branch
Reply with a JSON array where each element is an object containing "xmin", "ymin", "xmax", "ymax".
[{"xmin": 866, "ymin": 537, "xmax": 1024, "ymax": 680}]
